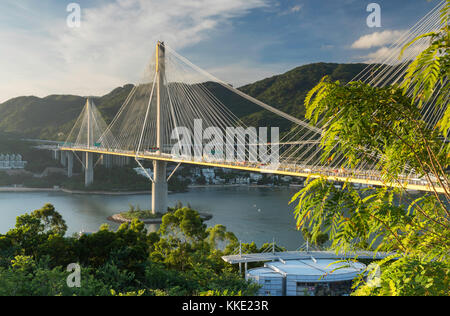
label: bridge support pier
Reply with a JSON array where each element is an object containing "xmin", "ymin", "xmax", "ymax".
[
  {"xmin": 67, "ymin": 152, "xmax": 73, "ymax": 178},
  {"xmin": 152, "ymin": 160, "xmax": 167, "ymax": 214},
  {"xmin": 82, "ymin": 153, "xmax": 86, "ymax": 171},
  {"xmin": 60, "ymin": 151, "xmax": 67, "ymax": 167},
  {"xmin": 150, "ymin": 42, "xmax": 168, "ymax": 214},
  {"xmin": 85, "ymin": 152, "xmax": 94, "ymax": 187},
  {"xmin": 102, "ymin": 154, "xmax": 113, "ymax": 169}
]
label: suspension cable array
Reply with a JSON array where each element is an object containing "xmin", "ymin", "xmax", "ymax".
[{"xmin": 62, "ymin": 0, "xmax": 448, "ymax": 193}]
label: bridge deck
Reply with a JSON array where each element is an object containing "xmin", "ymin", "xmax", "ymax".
[{"xmin": 60, "ymin": 146, "xmax": 445, "ymax": 193}]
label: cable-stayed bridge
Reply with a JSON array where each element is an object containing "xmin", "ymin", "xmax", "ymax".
[{"xmin": 59, "ymin": 1, "xmax": 448, "ymax": 213}]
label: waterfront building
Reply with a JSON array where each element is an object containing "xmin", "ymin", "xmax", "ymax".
[
  {"xmin": 0, "ymin": 153, "xmax": 27, "ymax": 169},
  {"xmin": 246, "ymin": 259, "xmax": 366, "ymax": 296}
]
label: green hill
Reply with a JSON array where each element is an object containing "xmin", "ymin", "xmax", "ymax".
[
  {"xmin": 0, "ymin": 63, "xmax": 368, "ymax": 140},
  {"xmin": 0, "ymin": 84, "xmax": 134, "ymax": 140}
]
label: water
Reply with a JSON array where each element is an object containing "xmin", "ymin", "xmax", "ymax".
[{"xmin": 0, "ymin": 186, "xmax": 304, "ymax": 250}]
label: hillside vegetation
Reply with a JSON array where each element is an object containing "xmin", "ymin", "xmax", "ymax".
[
  {"xmin": 0, "ymin": 85, "xmax": 134, "ymax": 140},
  {"xmin": 0, "ymin": 63, "xmax": 368, "ymax": 140}
]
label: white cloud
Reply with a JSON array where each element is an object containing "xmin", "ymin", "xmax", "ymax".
[
  {"xmin": 277, "ymin": 3, "xmax": 302, "ymax": 16},
  {"xmin": 0, "ymin": 0, "xmax": 270, "ymax": 102},
  {"xmin": 351, "ymin": 30, "xmax": 406, "ymax": 49},
  {"xmin": 357, "ymin": 42, "xmax": 429, "ymax": 64},
  {"xmin": 351, "ymin": 28, "xmax": 431, "ymax": 64},
  {"xmin": 364, "ymin": 47, "xmax": 394, "ymax": 61},
  {"xmin": 291, "ymin": 5, "xmax": 302, "ymax": 13}
]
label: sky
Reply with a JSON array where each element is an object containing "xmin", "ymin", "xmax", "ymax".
[{"xmin": 0, "ymin": 0, "xmax": 441, "ymax": 103}]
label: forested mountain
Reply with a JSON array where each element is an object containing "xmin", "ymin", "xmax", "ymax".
[
  {"xmin": 0, "ymin": 63, "xmax": 368, "ymax": 140},
  {"xmin": 0, "ymin": 85, "xmax": 134, "ymax": 140}
]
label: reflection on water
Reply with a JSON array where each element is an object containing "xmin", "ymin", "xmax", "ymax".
[{"xmin": 0, "ymin": 186, "xmax": 304, "ymax": 250}]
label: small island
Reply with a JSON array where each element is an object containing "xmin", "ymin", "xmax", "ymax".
[{"xmin": 108, "ymin": 203, "xmax": 212, "ymax": 224}]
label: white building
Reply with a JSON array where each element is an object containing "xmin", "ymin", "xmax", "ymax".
[
  {"xmin": 0, "ymin": 154, "xmax": 27, "ymax": 169},
  {"xmin": 280, "ymin": 176, "xmax": 292, "ymax": 182},
  {"xmin": 234, "ymin": 177, "xmax": 250, "ymax": 184},
  {"xmin": 202, "ymin": 168, "xmax": 215, "ymax": 183},
  {"xmin": 246, "ymin": 259, "xmax": 366, "ymax": 296},
  {"xmin": 249, "ymin": 173, "xmax": 263, "ymax": 182}
]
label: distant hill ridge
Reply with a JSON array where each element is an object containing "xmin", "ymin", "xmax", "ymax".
[{"xmin": 0, "ymin": 63, "xmax": 368, "ymax": 140}]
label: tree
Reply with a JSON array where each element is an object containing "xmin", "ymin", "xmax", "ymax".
[
  {"xmin": 76, "ymin": 219, "xmax": 149, "ymax": 274},
  {"xmin": 352, "ymin": 256, "xmax": 449, "ymax": 296},
  {"xmin": 301, "ymin": 228, "xmax": 328, "ymax": 248},
  {"xmin": 206, "ymin": 224, "xmax": 238, "ymax": 250},
  {"xmin": 153, "ymin": 208, "xmax": 209, "ymax": 271},
  {"xmin": 0, "ymin": 204, "xmax": 259, "ymax": 296},
  {"xmin": 291, "ymin": 1, "xmax": 449, "ymax": 295},
  {"xmin": 196, "ymin": 175, "xmax": 207, "ymax": 185},
  {"xmin": 5, "ymin": 204, "xmax": 67, "ymax": 258}
]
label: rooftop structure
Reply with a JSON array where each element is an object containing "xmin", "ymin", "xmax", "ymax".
[
  {"xmin": 246, "ymin": 258, "xmax": 366, "ymax": 296},
  {"xmin": 222, "ymin": 250, "xmax": 393, "ymax": 264}
]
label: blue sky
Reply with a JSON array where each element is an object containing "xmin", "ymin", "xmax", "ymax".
[{"xmin": 0, "ymin": 0, "xmax": 440, "ymax": 102}]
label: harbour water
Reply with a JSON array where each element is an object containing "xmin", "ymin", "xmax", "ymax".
[{"xmin": 0, "ymin": 186, "xmax": 305, "ymax": 250}]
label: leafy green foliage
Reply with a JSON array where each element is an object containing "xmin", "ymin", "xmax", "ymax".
[
  {"xmin": 291, "ymin": 3, "xmax": 449, "ymax": 296},
  {"xmin": 292, "ymin": 180, "xmax": 449, "ymax": 259},
  {"xmin": 353, "ymin": 256, "xmax": 449, "ymax": 296},
  {"xmin": 301, "ymin": 227, "xmax": 329, "ymax": 248},
  {"xmin": 120, "ymin": 204, "xmax": 164, "ymax": 220},
  {"xmin": 0, "ymin": 204, "xmax": 258, "ymax": 296},
  {"xmin": 0, "ymin": 256, "xmax": 111, "ymax": 296},
  {"xmin": 5, "ymin": 204, "xmax": 67, "ymax": 258},
  {"xmin": 304, "ymin": 79, "xmax": 448, "ymax": 183},
  {"xmin": 400, "ymin": 1, "xmax": 449, "ymax": 114}
]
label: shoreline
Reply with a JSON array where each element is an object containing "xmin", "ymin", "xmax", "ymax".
[
  {"xmin": 188, "ymin": 184, "xmax": 242, "ymax": 188},
  {"xmin": 188, "ymin": 184, "xmax": 300, "ymax": 189},
  {"xmin": 0, "ymin": 187, "xmax": 58, "ymax": 193},
  {"xmin": 0, "ymin": 186, "xmax": 150, "ymax": 195},
  {"xmin": 107, "ymin": 212, "xmax": 213, "ymax": 224},
  {"xmin": 60, "ymin": 188, "xmax": 150, "ymax": 195},
  {"xmin": 0, "ymin": 183, "xmax": 302, "ymax": 195}
]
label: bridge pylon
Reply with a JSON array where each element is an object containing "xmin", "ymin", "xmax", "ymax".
[
  {"xmin": 152, "ymin": 41, "xmax": 168, "ymax": 214},
  {"xmin": 85, "ymin": 98, "xmax": 94, "ymax": 186}
]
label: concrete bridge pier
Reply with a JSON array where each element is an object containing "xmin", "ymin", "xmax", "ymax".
[
  {"xmin": 67, "ymin": 152, "xmax": 73, "ymax": 178},
  {"xmin": 60, "ymin": 151, "xmax": 67, "ymax": 167},
  {"xmin": 102, "ymin": 154, "xmax": 113, "ymax": 168},
  {"xmin": 85, "ymin": 152, "xmax": 94, "ymax": 187},
  {"xmin": 152, "ymin": 160, "xmax": 168, "ymax": 214},
  {"xmin": 151, "ymin": 42, "xmax": 168, "ymax": 214},
  {"xmin": 82, "ymin": 153, "xmax": 86, "ymax": 171}
]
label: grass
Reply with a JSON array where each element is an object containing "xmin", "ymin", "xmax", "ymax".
[{"xmin": 120, "ymin": 204, "xmax": 164, "ymax": 220}]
